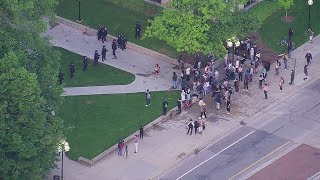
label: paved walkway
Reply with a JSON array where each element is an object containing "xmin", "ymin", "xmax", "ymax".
[
  {"xmin": 47, "ymin": 30, "xmax": 320, "ymax": 179},
  {"xmin": 46, "ymin": 24, "xmax": 178, "ymax": 96}
]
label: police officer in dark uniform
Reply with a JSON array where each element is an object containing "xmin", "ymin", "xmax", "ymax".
[
  {"xmin": 58, "ymin": 70, "xmax": 64, "ymax": 85},
  {"xmin": 94, "ymin": 50, "xmax": 100, "ymax": 66},
  {"xmin": 122, "ymin": 35, "xmax": 127, "ymax": 50},
  {"xmin": 69, "ymin": 63, "xmax": 75, "ymax": 78},
  {"xmin": 101, "ymin": 27, "xmax": 108, "ymax": 43},
  {"xmin": 101, "ymin": 46, "xmax": 107, "ymax": 62},
  {"xmin": 112, "ymin": 39, "xmax": 117, "ymax": 59},
  {"xmin": 97, "ymin": 25, "xmax": 102, "ymax": 41},
  {"xmin": 117, "ymin": 34, "xmax": 123, "ymax": 50},
  {"xmin": 83, "ymin": 56, "xmax": 88, "ymax": 71},
  {"xmin": 135, "ymin": 22, "xmax": 142, "ymax": 39}
]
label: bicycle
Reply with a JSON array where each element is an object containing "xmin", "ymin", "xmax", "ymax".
[{"xmin": 280, "ymin": 36, "xmax": 289, "ymax": 47}]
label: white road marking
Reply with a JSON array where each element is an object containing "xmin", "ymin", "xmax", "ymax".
[{"xmin": 176, "ymin": 130, "xmax": 256, "ymax": 180}]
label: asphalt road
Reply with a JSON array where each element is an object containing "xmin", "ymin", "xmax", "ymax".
[{"xmin": 160, "ymin": 79, "xmax": 320, "ymax": 180}]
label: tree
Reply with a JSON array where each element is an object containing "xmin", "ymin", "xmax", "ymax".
[
  {"xmin": 144, "ymin": 0, "xmax": 256, "ymax": 58},
  {"xmin": 0, "ymin": 0, "xmax": 64, "ymax": 179},
  {"xmin": 0, "ymin": 52, "xmax": 64, "ymax": 179},
  {"xmin": 278, "ymin": 0, "xmax": 294, "ymax": 19}
]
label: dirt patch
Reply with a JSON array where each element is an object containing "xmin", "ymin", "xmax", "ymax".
[
  {"xmin": 281, "ymin": 16, "xmax": 295, "ymax": 23},
  {"xmin": 247, "ymin": 33, "xmax": 279, "ymax": 63}
]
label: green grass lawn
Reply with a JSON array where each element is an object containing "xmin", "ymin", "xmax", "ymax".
[
  {"xmin": 260, "ymin": 0, "xmax": 320, "ymax": 53},
  {"xmin": 57, "ymin": 47, "xmax": 135, "ymax": 87},
  {"xmin": 59, "ymin": 91, "xmax": 180, "ymax": 160},
  {"xmin": 56, "ymin": 0, "xmax": 178, "ymax": 57}
]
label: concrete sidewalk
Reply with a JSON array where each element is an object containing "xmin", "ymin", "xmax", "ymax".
[
  {"xmin": 46, "ymin": 24, "xmax": 178, "ymax": 96},
  {"xmin": 46, "ymin": 22, "xmax": 320, "ymax": 180}
]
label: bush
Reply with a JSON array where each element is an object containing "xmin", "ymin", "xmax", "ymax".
[
  {"xmin": 249, "ymin": 1, "xmax": 281, "ymax": 21},
  {"xmin": 105, "ymin": 0, "xmax": 163, "ymax": 16}
]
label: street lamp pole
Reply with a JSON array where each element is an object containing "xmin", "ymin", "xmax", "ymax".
[
  {"xmin": 76, "ymin": 0, "xmax": 82, "ymax": 22},
  {"xmin": 308, "ymin": 0, "xmax": 313, "ymax": 29},
  {"xmin": 58, "ymin": 140, "xmax": 70, "ymax": 180}
]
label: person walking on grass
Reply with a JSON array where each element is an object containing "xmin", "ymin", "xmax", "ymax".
[
  {"xmin": 162, "ymin": 99, "xmax": 168, "ymax": 115},
  {"xmin": 304, "ymin": 64, "xmax": 308, "ymax": 80},
  {"xmin": 305, "ymin": 51, "xmax": 312, "ymax": 65},
  {"xmin": 145, "ymin": 89, "xmax": 151, "ymax": 106},
  {"xmin": 134, "ymin": 135, "xmax": 138, "ymax": 153},
  {"xmin": 263, "ymin": 83, "xmax": 269, "ymax": 99},
  {"xmin": 69, "ymin": 63, "xmax": 75, "ymax": 78},
  {"xmin": 82, "ymin": 56, "xmax": 88, "ymax": 71},
  {"xmin": 187, "ymin": 119, "xmax": 194, "ymax": 135},
  {"xmin": 308, "ymin": 28, "xmax": 314, "ymax": 43},
  {"xmin": 279, "ymin": 77, "xmax": 284, "ymax": 91},
  {"xmin": 139, "ymin": 126, "xmax": 144, "ymax": 139}
]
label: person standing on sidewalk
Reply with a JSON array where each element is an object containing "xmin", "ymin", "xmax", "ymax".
[
  {"xmin": 275, "ymin": 60, "xmax": 280, "ymax": 76},
  {"xmin": 139, "ymin": 126, "xmax": 144, "ymax": 139},
  {"xmin": 279, "ymin": 77, "xmax": 284, "ymax": 91},
  {"xmin": 134, "ymin": 135, "xmax": 139, "ymax": 153},
  {"xmin": 304, "ymin": 64, "xmax": 308, "ymax": 80},
  {"xmin": 238, "ymin": 64, "xmax": 243, "ymax": 81},
  {"xmin": 200, "ymin": 103, "xmax": 207, "ymax": 118},
  {"xmin": 258, "ymin": 74, "xmax": 264, "ymax": 89},
  {"xmin": 263, "ymin": 83, "xmax": 269, "ymax": 99},
  {"xmin": 155, "ymin": 64, "xmax": 160, "ymax": 79},
  {"xmin": 244, "ymin": 71, "xmax": 249, "ymax": 91},
  {"xmin": 305, "ymin": 51, "xmax": 312, "ymax": 65},
  {"xmin": 94, "ymin": 50, "xmax": 100, "ymax": 66},
  {"xmin": 111, "ymin": 40, "xmax": 118, "ymax": 59},
  {"xmin": 283, "ymin": 53, "xmax": 288, "ymax": 70},
  {"xmin": 125, "ymin": 145, "xmax": 128, "ymax": 159},
  {"xmin": 145, "ymin": 89, "xmax": 151, "ymax": 106},
  {"xmin": 172, "ymin": 72, "xmax": 178, "ymax": 89},
  {"xmin": 289, "ymin": 70, "xmax": 295, "ymax": 84},
  {"xmin": 187, "ymin": 119, "xmax": 194, "ymax": 135},
  {"xmin": 226, "ymin": 99, "xmax": 231, "ymax": 115},
  {"xmin": 234, "ymin": 79, "xmax": 239, "ymax": 93},
  {"xmin": 177, "ymin": 98, "xmax": 182, "ymax": 114},
  {"xmin": 101, "ymin": 45, "xmax": 107, "ymax": 62},
  {"xmin": 194, "ymin": 119, "xmax": 199, "ymax": 135}
]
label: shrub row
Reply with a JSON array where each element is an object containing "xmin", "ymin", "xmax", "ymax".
[{"xmin": 105, "ymin": 0, "xmax": 163, "ymax": 16}]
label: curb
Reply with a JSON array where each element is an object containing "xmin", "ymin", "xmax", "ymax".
[
  {"xmin": 55, "ymin": 16, "xmax": 183, "ymax": 66},
  {"xmin": 78, "ymin": 98, "xmax": 198, "ymax": 166}
]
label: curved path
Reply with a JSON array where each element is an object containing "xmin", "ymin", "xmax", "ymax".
[{"xmin": 46, "ymin": 24, "xmax": 178, "ymax": 96}]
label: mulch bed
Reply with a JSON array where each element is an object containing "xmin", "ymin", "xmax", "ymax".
[{"xmin": 178, "ymin": 32, "xmax": 279, "ymax": 67}]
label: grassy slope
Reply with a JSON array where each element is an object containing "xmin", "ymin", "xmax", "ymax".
[
  {"xmin": 56, "ymin": 0, "xmax": 177, "ymax": 57},
  {"xmin": 58, "ymin": 47, "xmax": 135, "ymax": 87},
  {"xmin": 60, "ymin": 91, "xmax": 180, "ymax": 160},
  {"xmin": 259, "ymin": 0, "xmax": 320, "ymax": 53}
]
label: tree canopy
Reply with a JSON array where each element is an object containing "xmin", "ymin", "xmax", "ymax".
[
  {"xmin": 0, "ymin": 0, "xmax": 64, "ymax": 179},
  {"xmin": 277, "ymin": 0, "xmax": 294, "ymax": 18},
  {"xmin": 144, "ymin": 0, "xmax": 259, "ymax": 58}
]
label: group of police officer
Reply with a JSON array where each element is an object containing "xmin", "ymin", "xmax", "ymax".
[{"xmin": 58, "ymin": 22, "xmax": 142, "ymax": 85}]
